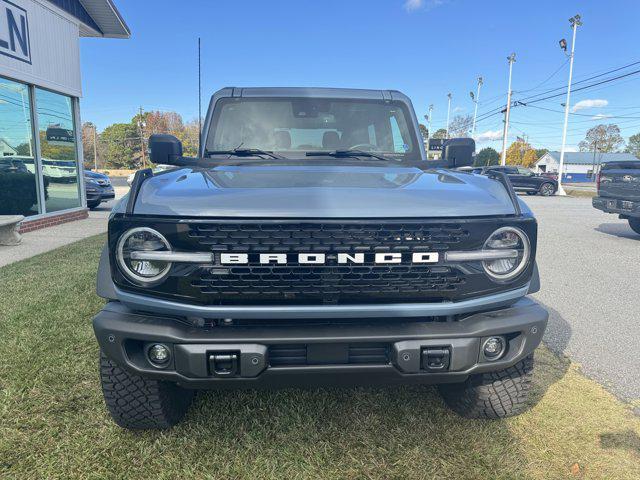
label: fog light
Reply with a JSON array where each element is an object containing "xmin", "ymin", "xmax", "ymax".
[
  {"xmin": 148, "ymin": 344, "xmax": 170, "ymax": 365},
  {"xmin": 483, "ymin": 337, "xmax": 505, "ymax": 360}
]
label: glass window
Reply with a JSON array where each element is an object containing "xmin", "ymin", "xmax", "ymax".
[
  {"xmin": 0, "ymin": 78, "xmax": 40, "ymax": 216},
  {"xmin": 207, "ymin": 98, "xmax": 420, "ymax": 163},
  {"xmin": 517, "ymin": 167, "xmax": 533, "ymax": 175},
  {"xmin": 36, "ymin": 88, "xmax": 80, "ymax": 213}
]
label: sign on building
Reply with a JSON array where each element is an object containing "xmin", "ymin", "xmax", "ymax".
[{"xmin": 0, "ymin": 0, "xmax": 30, "ymax": 64}]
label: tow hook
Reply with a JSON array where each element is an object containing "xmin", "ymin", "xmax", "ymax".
[{"xmin": 209, "ymin": 352, "xmax": 240, "ymax": 377}]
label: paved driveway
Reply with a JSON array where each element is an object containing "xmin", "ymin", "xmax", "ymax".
[{"xmin": 524, "ymin": 195, "xmax": 640, "ymax": 401}]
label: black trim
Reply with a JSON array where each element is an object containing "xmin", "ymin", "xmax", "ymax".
[
  {"xmin": 485, "ymin": 171, "xmax": 522, "ymax": 216},
  {"xmin": 125, "ymin": 168, "xmax": 153, "ymax": 215}
]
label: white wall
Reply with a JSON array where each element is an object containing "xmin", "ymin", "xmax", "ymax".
[{"xmin": 0, "ymin": 0, "xmax": 82, "ymax": 97}]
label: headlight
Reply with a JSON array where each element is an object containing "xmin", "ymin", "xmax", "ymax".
[
  {"xmin": 482, "ymin": 226, "xmax": 530, "ymax": 281},
  {"xmin": 116, "ymin": 227, "xmax": 172, "ymax": 285}
]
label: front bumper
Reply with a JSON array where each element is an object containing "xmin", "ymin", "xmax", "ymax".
[
  {"xmin": 593, "ymin": 196, "xmax": 640, "ymax": 217},
  {"xmin": 94, "ymin": 297, "xmax": 548, "ymax": 389},
  {"xmin": 99, "ymin": 185, "xmax": 115, "ymax": 199}
]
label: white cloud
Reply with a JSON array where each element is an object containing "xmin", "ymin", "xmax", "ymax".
[
  {"xmin": 452, "ymin": 106, "xmax": 464, "ymax": 113},
  {"xmin": 475, "ymin": 129, "xmax": 503, "ymax": 142},
  {"xmin": 404, "ymin": 0, "xmax": 445, "ymax": 12},
  {"xmin": 571, "ymin": 99, "xmax": 608, "ymax": 112},
  {"xmin": 591, "ymin": 113, "xmax": 612, "ymax": 120}
]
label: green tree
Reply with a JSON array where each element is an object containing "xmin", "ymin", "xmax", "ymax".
[
  {"xmin": 474, "ymin": 147, "xmax": 500, "ymax": 166},
  {"xmin": 100, "ymin": 122, "xmax": 140, "ymax": 169},
  {"xmin": 625, "ymin": 132, "xmax": 640, "ymax": 158},
  {"xmin": 432, "ymin": 128, "xmax": 447, "ymax": 139},
  {"xmin": 578, "ymin": 124, "xmax": 624, "ymax": 153},
  {"xmin": 534, "ymin": 148, "xmax": 548, "ymax": 159}
]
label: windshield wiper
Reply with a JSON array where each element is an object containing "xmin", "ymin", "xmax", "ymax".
[
  {"xmin": 305, "ymin": 150, "xmax": 395, "ymax": 162},
  {"xmin": 205, "ymin": 148, "xmax": 286, "ymax": 160}
]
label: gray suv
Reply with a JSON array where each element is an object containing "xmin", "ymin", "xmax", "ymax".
[{"xmin": 94, "ymin": 87, "xmax": 548, "ymax": 429}]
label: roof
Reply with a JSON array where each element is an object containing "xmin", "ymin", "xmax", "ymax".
[
  {"xmin": 46, "ymin": 0, "xmax": 130, "ymax": 38},
  {"xmin": 538, "ymin": 151, "xmax": 638, "ymax": 165},
  {"xmin": 218, "ymin": 87, "xmax": 409, "ymax": 101}
]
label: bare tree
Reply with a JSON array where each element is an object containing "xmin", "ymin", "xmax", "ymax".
[
  {"xmin": 578, "ymin": 124, "xmax": 624, "ymax": 153},
  {"xmin": 448, "ymin": 114, "xmax": 473, "ymax": 138}
]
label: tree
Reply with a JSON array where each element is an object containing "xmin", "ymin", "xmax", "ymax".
[
  {"xmin": 578, "ymin": 124, "xmax": 624, "ymax": 153},
  {"xmin": 418, "ymin": 123, "xmax": 429, "ymax": 141},
  {"xmin": 625, "ymin": 132, "xmax": 640, "ymax": 158},
  {"xmin": 82, "ymin": 122, "xmax": 103, "ymax": 169},
  {"xmin": 432, "ymin": 128, "xmax": 448, "ymax": 139},
  {"xmin": 534, "ymin": 148, "xmax": 548, "ymax": 159},
  {"xmin": 100, "ymin": 122, "xmax": 140, "ymax": 169},
  {"xmin": 505, "ymin": 140, "xmax": 537, "ymax": 167},
  {"xmin": 474, "ymin": 147, "xmax": 500, "ymax": 166},
  {"xmin": 448, "ymin": 114, "xmax": 473, "ymax": 138}
]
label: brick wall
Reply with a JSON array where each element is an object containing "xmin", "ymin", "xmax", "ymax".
[{"xmin": 19, "ymin": 209, "xmax": 89, "ymax": 234}]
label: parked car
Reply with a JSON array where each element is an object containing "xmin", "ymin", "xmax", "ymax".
[
  {"xmin": 126, "ymin": 164, "xmax": 174, "ymax": 186},
  {"xmin": 93, "ymin": 87, "xmax": 547, "ymax": 429},
  {"xmin": 84, "ymin": 170, "xmax": 115, "ymax": 209},
  {"xmin": 592, "ymin": 160, "xmax": 640, "ymax": 235},
  {"xmin": 483, "ymin": 165, "xmax": 557, "ymax": 196}
]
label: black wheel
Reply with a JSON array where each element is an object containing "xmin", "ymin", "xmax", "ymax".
[
  {"xmin": 438, "ymin": 354, "xmax": 534, "ymax": 419},
  {"xmin": 539, "ymin": 183, "xmax": 555, "ymax": 196},
  {"xmin": 629, "ymin": 218, "xmax": 640, "ymax": 235},
  {"xmin": 99, "ymin": 351, "xmax": 194, "ymax": 429},
  {"xmin": 87, "ymin": 200, "xmax": 101, "ymax": 210}
]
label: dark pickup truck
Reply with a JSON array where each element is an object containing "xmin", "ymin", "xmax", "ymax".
[{"xmin": 593, "ymin": 160, "xmax": 640, "ymax": 235}]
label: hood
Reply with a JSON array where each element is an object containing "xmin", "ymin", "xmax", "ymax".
[
  {"xmin": 85, "ymin": 170, "xmax": 109, "ymax": 180},
  {"xmin": 129, "ymin": 165, "xmax": 518, "ymax": 218}
]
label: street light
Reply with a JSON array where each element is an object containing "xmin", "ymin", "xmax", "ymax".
[{"xmin": 446, "ymin": 93, "xmax": 452, "ymax": 138}]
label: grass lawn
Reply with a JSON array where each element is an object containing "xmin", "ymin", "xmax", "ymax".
[{"xmin": 1, "ymin": 235, "xmax": 639, "ymax": 479}]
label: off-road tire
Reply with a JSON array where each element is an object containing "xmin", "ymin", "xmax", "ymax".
[
  {"xmin": 628, "ymin": 218, "xmax": 640, "ymax": 235},
  {"xmin": 539, "ymin": 182, "xmax": 555, "ymax": 196},
  {"xmin": 99, "ymin": 351, "xmax": 194, "ymax": 429},
  {"xmin": 438, "ymin": 354, "xmax": 534, "ymax": 419}
]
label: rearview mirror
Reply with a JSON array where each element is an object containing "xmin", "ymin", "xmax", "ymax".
[{"xmin": 149, "ymin": 134, "xmax": 183, "ymax": 165}]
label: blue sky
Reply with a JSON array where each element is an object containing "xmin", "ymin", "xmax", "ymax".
[{"xmin": 79, "ymin": 0, "xmax": 640, "ymax": 152}]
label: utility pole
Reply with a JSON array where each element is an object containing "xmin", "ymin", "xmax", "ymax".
[
  {"xmin": 425, "ymin": 104, "xmax": 433, "ymax": 158},
  {"xmin": 557, "ymin": 14, "xmax": 582, "ymax": 195},
  {"xmin": 591, "ymin": 139, "xmax": 598, "ymax": 181},
  {"xmin": 501, "ymin": 53, "xmax": 516, "ymax": 166},
  {"xmin": 446, "ymin": 93, "xmax": 452, "ymax": 138},
  {"xmin": 92, "ymin": 124, "xmax": 98, "ymax": 171},
  {"xmin": 138, "ymin": 106, "xmax": 146, "ymax": 168},
  {"xmin": 471, "ymin": 76, "xmax": 483, "ymax": 137}
]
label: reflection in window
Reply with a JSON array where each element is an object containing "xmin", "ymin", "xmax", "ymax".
[
  {"xmin": 36, "ymin": 88, "xmax": 80, "ymax": 213},
  {"xmin": 0, "ymin": 78, "xmax": 40, "ymax": 216}
]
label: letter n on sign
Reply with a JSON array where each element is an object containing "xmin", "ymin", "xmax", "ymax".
[{"xmin": 0, "ymin": 0, "xmax": 31, "ymax": 64}]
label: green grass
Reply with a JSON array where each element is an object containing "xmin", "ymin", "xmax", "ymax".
[{"xmin": 1, "ymin": 236, "xmax": 639, "ymax": 479}]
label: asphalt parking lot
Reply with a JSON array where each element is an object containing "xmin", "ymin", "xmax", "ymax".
[{"xmin": 524, "ymin": 194, "xmax": 640, "ymax": 402}]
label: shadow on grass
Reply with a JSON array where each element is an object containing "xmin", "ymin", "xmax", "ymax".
[
  {"xmin": 600, "ymin": 430, "xmax": 640, "ymax": 456},
  {"xmin": 595, "ymin": 222, "xmax": 640, "ymax": 240}
]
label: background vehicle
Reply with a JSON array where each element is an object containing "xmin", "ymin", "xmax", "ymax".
[
  {"xmin": 593, "ymin": 160, "xmax": 640, "ymax": 235},
  {"xmin": 84, "ymin": 171, "xmax": 114, "ymax": 209},
  {"xmin": 93, "ymin": 87, "xmax": 547, "ymax": 429},
  {"xmin": 483, "ymin": 166, "xmax": 557, "ymax": 196},
  {"xmin": 126, "ymin": 164, "xmax": 174, "ymax": 185}
]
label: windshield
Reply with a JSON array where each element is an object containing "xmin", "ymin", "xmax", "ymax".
[{"xmin": 206, "ymin": 97, "xmax": 421, "ymax": 163}]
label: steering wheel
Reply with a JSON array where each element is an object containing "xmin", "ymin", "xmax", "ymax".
[{"xmin": 348, "ymin": 143, "xmax": 378, "ymax": 152}]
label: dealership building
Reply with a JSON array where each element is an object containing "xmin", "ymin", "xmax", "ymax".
[
  {"xmin": 534, "ymin": 151, "xmax": 639, "ymax": 182},
  {"xmin": 0, "ymin": 0, "xmax": 129, "ymax": 231}
]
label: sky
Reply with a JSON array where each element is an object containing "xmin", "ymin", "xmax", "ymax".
[{"xmin": 79, "ymin": 0, "xmax": 640, "ymax": 152}]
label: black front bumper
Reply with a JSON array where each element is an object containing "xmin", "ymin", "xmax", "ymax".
[
  {"xmin": 593, "ymin": 196, "xmax": 640, "ymax": 217},
  {"xmin": 94, "ymin": 297, "xmax": 548, "ymax": 389}
]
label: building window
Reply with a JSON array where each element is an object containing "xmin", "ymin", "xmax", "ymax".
[
  {"xmin": 0, "ymin": 77, "xmax": 41, "ymax": 217},
  {"xmin": 36, "ymin": 88, "xmax": 81, "ymax": 213}
]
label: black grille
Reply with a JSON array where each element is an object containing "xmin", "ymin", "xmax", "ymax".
[
  {"xmin": 269, "ymin": 343, "xmax": 389, "ymax": 366},
  {"xmin": 188, "ymin": 222, "xmax": 468, "ymax": 304}
]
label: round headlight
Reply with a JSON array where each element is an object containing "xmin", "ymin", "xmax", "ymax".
[
  {"xmin": 116, "ymin": 227, "xmax": 172, "ymax": 285},
  {"xmin": 482, "ymin": 226, "xmax": 530, "ymax": 281}
]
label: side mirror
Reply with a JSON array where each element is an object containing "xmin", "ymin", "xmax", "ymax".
[
  {"xmin": 149, "ymin": 134, "xmax": 183, "ymax": 165},
  {"xmin": 442, "ymin": 138, "xmax": 475, "ymax": 168}
]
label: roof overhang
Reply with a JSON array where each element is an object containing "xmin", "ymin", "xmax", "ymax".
[{"xmin": 49, "ymin": 0, "xmax": 130, "ymax": 38}]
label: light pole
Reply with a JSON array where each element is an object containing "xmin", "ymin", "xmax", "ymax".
[
  {"xmin": 500, "ymin": 53, "xmax": 516, "ymax": 165},
  {"xmin": 556, "ymin": 14, "xmax": 582, "ymax": 196},
  {"xmin": 446, "ymin": 93, "xmax": 452, "ymax": 138},
  {"xmin": 424, "ymin": 104, "xmax": 433, "ymax": 158},
  {"xmin": 471, "ymin": 76, "xmax": 483, "ymax": 137},
  {"xmin": 92, "ymin": 124, "xmax": 98, "ymax": 171}
]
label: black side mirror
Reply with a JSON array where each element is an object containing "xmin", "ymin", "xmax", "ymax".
[
  {"xmin": 442, "ymin": 138, "xmax": 475, "ymax": 168},
  {"xmin": 149, "ymin": 134, "xmax": 183, "ymax": 165}
]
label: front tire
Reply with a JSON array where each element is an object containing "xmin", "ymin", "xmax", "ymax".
[
  {"xmin": 99, "ymin": 351, "xmax": 194, "ymax": 429},
  {"xmin": 629, "ymin": 218, "xmax": 640, "ymax": 235},
  {"xmin": 438, "ymin": 354, "xmax": 534, "ymax": 419},
  {"xmin": 539, "ymin": 183, "xmax": 555, "ymax": 196}
]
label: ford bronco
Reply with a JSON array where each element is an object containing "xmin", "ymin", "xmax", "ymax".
[
  {"xmin": 94, "ymin": 87, "xmax": 548, "ymax": 429},
  {"xmin": 592, "ymin": 159, "xmax": 640, "ymax": 235}
]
